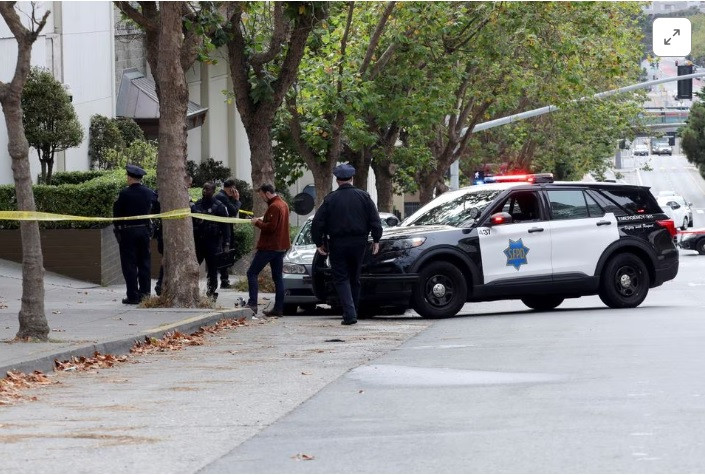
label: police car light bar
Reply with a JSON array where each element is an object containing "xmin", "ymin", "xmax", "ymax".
[{"xmin": 483, "ymin": 173, "xmax": 554, "ymax": 184}]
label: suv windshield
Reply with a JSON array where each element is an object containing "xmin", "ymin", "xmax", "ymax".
[{"xmin": 403, "ymin": 189, "xmax": 503, "ymax": 227}]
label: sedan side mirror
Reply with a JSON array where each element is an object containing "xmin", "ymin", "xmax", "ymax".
[
  {"xmin": 385, "ymin": 216, "xmax": 400, "ymax": 227},
  {"xmin": 490, "ymin": 212, "xmax": 513, "ymax": 226}
]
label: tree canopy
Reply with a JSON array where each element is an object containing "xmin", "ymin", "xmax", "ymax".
[{"xmin": 21, "ymin": 67, "xmax": 83, "ymax": 184}]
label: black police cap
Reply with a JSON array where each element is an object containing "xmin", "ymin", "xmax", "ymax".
[
  {"xmin": 333, "ymin": 163, "xmax": 355, "ymax": 180},
  {"xmin": 126, "ymin": 164, "xmax": 147, "ymax": 178}
]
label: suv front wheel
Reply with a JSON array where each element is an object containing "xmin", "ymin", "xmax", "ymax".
[
  {"xmin": 598, "ymin": 253, "xmax": 650, "ymax": 308},
  {"xmin": 412, "ymin": 262, "xmax": 467, "ymax": 318}
]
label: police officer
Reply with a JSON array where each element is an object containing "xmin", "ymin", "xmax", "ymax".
[
  {"xmin": 113, "ymin": 164, "xmax": 158, "ymax": 305},
  {"xmin": 214, "ymin": 178, "xmax": 242, "ymax": 289},
  {"xmin": 311, "ymin": 163, "xmax": 382, "ymax": 325},
  {"xmin": 192, "ymin": 182, "xmax": 230, "ymax": 300}
]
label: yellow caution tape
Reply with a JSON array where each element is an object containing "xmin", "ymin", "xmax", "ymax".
[{"xmin": 0, "ymin": 208, "xmax": 253, "ymax": 224}]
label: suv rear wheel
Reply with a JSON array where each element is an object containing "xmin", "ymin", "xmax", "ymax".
[
  {"xmin": 598, "ymin": 253, "xmax": 649, "ymax": 308},
  {"xmin": 412, "ymin": 262, "xmax": 467, "ymax": 318},
  {"xmin": 521, "ymin": 296, "xmax": 564, "ymax": 311}
]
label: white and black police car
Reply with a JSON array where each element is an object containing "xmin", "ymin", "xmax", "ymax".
[{"xmin": 312, "ymin": 174, "xmax": 679, "ymax": 318}]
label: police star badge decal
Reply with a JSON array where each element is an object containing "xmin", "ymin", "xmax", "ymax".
[{"xmin": 504, "ymin": 238, "xmax": 529, "ymax": 270}]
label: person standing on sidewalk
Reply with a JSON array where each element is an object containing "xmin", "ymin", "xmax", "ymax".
[
  {"xmin": 192, "ymin": 182, "xmax": 230, "ymax": 300},
  {"xmin": 246, "ymin": 184, "xmax": 290, "ymax": 317},
  {"xmin": 311, "ymin": 163, "xmax": 382, "ymax": 325},
  {"xmin": 113, "ymin": 164, "xmax": 158, "ymax": 305},
  {"xmin": 214, "ymin": 178, "xmax": 242, "ymax": 289}
]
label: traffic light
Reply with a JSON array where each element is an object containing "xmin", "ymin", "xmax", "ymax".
[{"xmin": 677, "ymin": 64, "xmax": 693, "ymax": 100}]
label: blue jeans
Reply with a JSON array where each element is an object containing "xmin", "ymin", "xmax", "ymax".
[{"xmin": 247, "ymin": 250, "xmax": 286, "ymax": 310}]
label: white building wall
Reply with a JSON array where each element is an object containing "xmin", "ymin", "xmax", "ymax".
[{"xmin": 60, "ymin": 1, "xmax": 114, "ymax": 173}]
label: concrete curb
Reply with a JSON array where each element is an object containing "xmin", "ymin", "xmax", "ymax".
[{"xmin": 0, "ymin": 308, "xmax": 251, "ymax": 376}]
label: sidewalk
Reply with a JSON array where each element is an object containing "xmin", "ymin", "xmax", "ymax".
[{"xmin": 0, "ymin": 258, "xmax": 255, "ymax": 376}]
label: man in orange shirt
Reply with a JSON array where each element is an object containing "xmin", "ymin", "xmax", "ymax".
[{"xmin": 247, "ymin": 184, "xmax": 291, "ymax": 317}]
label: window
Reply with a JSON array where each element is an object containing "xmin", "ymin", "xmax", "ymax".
[
  {"xmin": 548, "ymin": 190, "xmax": 589, "ymax": 220},
  {"xmin": 492, "ymin": 191, "xmax": 541, "ymax": 222},
  {"xmin": 599, "ymin": 188, "xmax": 662, "ymax": 215},
  {"xmin": 585, "ymin": 193, "xmax": 604, "ymax": 217}
]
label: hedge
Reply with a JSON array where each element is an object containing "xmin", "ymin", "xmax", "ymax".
[{"xmin": 0, "ymin": 169, "xmax": 155, "ymax": 230}]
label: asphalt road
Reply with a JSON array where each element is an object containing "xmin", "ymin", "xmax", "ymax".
[
  {"xmin": 202, "ymin": 252, "xmax": 705, "ymax": 473},
  {"xmin": 621, "ymin": 147, "xmax": 705, "ymax": 228}
]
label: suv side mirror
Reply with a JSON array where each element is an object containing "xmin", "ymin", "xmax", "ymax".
[{"xmin": 490, "ymin": 212, "xmax": 513, "ymax": 226}]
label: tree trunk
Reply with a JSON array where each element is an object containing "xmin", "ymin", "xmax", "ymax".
[
  {"xmin": 156, "ymin": 3, "xmax": 200, "ymax": 306},
  {"xmin": 347, "ymin": 147, "xmax": 372, "ymax": 193},
  {"xmin": 418, "ymin": 172, "xmax": 440, "ymax": 206},
  {"xmin": 46, "ymin": 157, "xmax": 54, "ymax": 185},
  {"xmin": 1, "ymin": 94, "xmax": 49, "ymax": 341},
  {"xmin": 0, "ymin": 3, "xmax": 50, "ymax": 341},
  {"xmin": 309, "ymin": 160, "xmax": 335, "ymax": 208},
  {"xmin": 247, "ymin": 125, "xmax": 276, "ymax": 218},
  {"xmin": 39, "ymin": 158, "xmax": 46, "ymax": 184},
  {"xmin": 372, "ymin": 157, "xmax": 395, "ymax": 212}
]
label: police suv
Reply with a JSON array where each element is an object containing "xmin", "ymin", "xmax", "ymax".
[{"xmin": 311, "ymin": 174, "xmax": 679, "ymax": 318}]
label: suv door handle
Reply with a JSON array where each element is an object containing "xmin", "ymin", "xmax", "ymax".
[
  {"xmin": 596, "ymin": 220, "xmax": 612, "ymax": 226},
  {"xmin": 528, "ymin": 227, "xmax": 544, "ymax": 233}
]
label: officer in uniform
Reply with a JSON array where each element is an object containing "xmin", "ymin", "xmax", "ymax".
[
  {"xmin": 214, "ymin": 178, "xmax": 242, "ymax": 289},
  {"xmin": 113, "ymin": 164, "xmax": 158, "ymax": 304},
  {"xmin": 192, "ymin": 182, "xmax": 230, "ymax": 300},
  {"xmin": 311, "ymin": 163, "xmax": 383, "ymax": 325}
]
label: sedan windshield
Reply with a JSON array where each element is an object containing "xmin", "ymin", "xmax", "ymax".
[{"xmin": 403, "ymin": 189, "xmax": 503, "ymax": 227}]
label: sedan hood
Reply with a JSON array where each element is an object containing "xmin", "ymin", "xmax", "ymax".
[{"xmin": 285, "ymin": 244, "xmax": 317, "ymax": 264}]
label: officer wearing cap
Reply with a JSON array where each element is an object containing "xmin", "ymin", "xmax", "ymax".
[
  {"xmin": 113, "ymin": 164, "xmax": 158, "ymax": 305},
  {"xmin": 311, "ymin": 163, "xmax": 382, "ymax": 325}
]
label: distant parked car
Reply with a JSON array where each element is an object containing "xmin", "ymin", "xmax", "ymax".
[
  {"xmin": 633, "ymin": 144, "xmax": 649, "ymax": 156},
  {"xmin": 658, "ymin": 196, "xmax": 690, "ymax": 230},
  {"xmin": 658, "ymin": 192, "xmax": 693, "ymax": 228},
  {"xmin": 652, "ymin": 142, "xmax": 672, "ymax": 155},
  {"xmin": 282, "ymin": 212, "xmax": 400, "ymax": 314}
]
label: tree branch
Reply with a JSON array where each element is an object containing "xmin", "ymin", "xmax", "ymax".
[
  {"xmin": 250, "ymin": 2, "xmax": 286, "ymax": 68},
  {"xmin": 359, "ymin": 1, "xmax": 395, "ymax": 76},
  {"xmin": 114, "ymin": 1, "xmax": 156, "ymax": 32}
]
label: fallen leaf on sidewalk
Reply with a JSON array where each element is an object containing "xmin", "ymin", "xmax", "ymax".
[
  {"xmin": 55, "ymin": 352, "xmax": 129, "ymax": 372},
  {"xmin": 291, "ymin": 453, "xmax": 315, "ymax": 461},
  {"xmin": 51, "ymin": 310, "xmax": 62, "ymax": 314}
]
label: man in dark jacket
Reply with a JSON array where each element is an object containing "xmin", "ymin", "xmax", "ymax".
[
  {"xmin": 214, "ymin": 178, "xmax": 242, "ymax": 289},
  {"xmin": 192, "ymin": 182, "xmax": 230, "ymax": 300},
  {"xmin": 311, "ymin": 163, "xmax": 382, "ymax": 325},
  {"xmin": 113, "ymin": 164, "xmax": 158, "ymax": 305}
]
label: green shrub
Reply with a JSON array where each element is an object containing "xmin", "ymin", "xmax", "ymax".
[
  {"xmin": 41, "ymin": 170, "xmax": 109, "ymax": 185},
  {"xmin": 0, "ymin": 169, "xmax": 157, "ymax": 230},
  {"xmin": 115, "ymin": 118, "xmax": 144, "ymax": 146},
  {"xmin": 102, "ymin": 139, "xmax": 158, "ymax": 170},
  {"xmin": 231, "ymin": 222, "xmax": 254, "ymax": 261},
  {"xmin": 89, "ymin": 115, "xmax": 124, "ymax": 169},
  {"xmin": 188, "ymin": 158, "xmax": 231, "ymax": 187}
]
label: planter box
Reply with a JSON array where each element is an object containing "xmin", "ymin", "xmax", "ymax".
[{"xmin": 0, "ymin": 226, "xmax": 161, "ymax": 286}]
